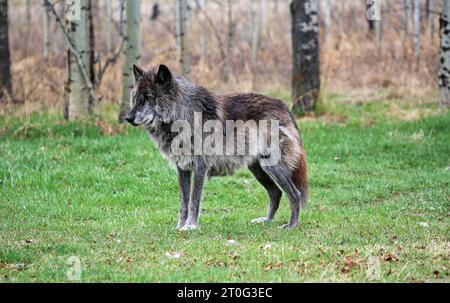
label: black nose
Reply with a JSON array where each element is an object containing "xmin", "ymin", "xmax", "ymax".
[{"xmin": 125, "ymin": 116, "xmax": 137, "ymax": 126}]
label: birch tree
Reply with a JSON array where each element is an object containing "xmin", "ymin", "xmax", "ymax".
[
  {"xmin": 367, "ymin": 0, "xmax": 375, "ymax": 33},
  {"xmin": 413, "ymin": 0, "xmax": 421, "ymax": 60},
  {"xmin": 87, "ymin": 0, "xmax": 96, "ymax": 112},
  {"xmin": 323, "ymin": 0, "xmax": 332, "ymax": 44},
  {"xmin": 0, "ymin": 0, "xmax": 11, "ymax": 101},
  {"xmin": 43, "ymin": 0, "xmax": 51, "ymax": 59},
  {"xmin": 225, "ymin": 0, "xmax": 234, "ymax": 78},
  {"xmin": 106, "ymin": 0, "xmax": 113, "ymax": 53},
  {"xmin": 119, "ymin": 0, "xmax": 141, "ymax": 123},
  {"xmin": 199, "ymin": 0, "xmax": 208, "ymax": 64},
  {"xmin": 439, "ymin": 0, "xmax": 450, "ymax": 107},
  {"xmin": 338, "ymin": 0, "xmax": 345, "ymax": 39},
  {"xmin": 178, "ymin": 0, "xmax": 189, "ymax": 77},
  {"xmin": 175, "ymin": 0, "xmax": 180, "ymax": 52},
  {"xmin": 367, "ymin": 0, "xmax": 381, "ymax": 49},
  {"xmin": 250, "ymin": 0, "xmax": 260, "ymax": 67},
  {"xmin": 403, "ymin": 0, "xmax": 410, "ymax": 42},
  {"xmin": 291, "ymin": 0, "xmax": 320, "ymax": 114},
  {"xmin": 428, "ymin": 0, "xmax": 436, "ymax": 39},
  {"xmin": 66, "ymin": 0, "xmax": 90, "ymax": 120},
  {"xmin": 261, "ymin": 0, "xmax": 269, "ymax": 47}
]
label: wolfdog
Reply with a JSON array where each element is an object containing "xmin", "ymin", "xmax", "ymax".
[{"xmin": 126, "ymin": 64, "xmax": 308, "ymax": 230}]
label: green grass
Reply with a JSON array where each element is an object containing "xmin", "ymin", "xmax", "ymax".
[{"xmin": 0, "ymin": 94, "xmax": 449, "ymax": 282}]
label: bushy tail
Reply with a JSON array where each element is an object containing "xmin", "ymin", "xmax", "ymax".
[{"xmin": 291, "ymin": 152, "xmax": 309, "ymax": 208}]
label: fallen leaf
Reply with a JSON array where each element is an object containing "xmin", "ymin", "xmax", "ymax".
[
  {"xmin": 264, "ymin": 262, "xmax": 283, "ymax": 271},
  {"xmin": 344, "ymin": 256, "xmax": 358, "ymax": 268},
  {"xmin": 383, "ymin": 253, "xmax": 398, "ymax": 262}
]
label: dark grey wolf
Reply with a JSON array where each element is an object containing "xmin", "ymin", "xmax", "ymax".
[{"xmin": 126, "ymin": 64, "xmax": 308, "ymax": 230}]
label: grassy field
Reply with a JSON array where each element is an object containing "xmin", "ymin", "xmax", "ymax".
[{"xmin": 0, "ymin": 92, "xmax": 449, "ymax": 282}]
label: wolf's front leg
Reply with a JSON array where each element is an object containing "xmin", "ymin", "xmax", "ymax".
[
  {"xmin": 180, "ymin": 160, "xmax": 207, "ymax": 231},
  {"xmin": 176, "ymin": 167, "xmax": 191, "ymax": 229}
]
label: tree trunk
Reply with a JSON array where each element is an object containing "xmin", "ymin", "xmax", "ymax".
[
  {"xmin": 439, "ymin": 0, "xmax": 450, "ymax": 108},
  {"xmin": 367, "ymin": 1, "xmax": 375, "ymax": 33},
  {"xmin": 175, "ymin": 0, "xmax": 180, "ymax": 52},
  {"xmin": 261, "ymin": 0, "xmax": 268, "ymax": 48},
  {"xmin": 323, "ymin": 0, "xmax": 332, "ymax": 44},
  {"xmin": 367, "ymin": 0, "xmax": 381, "ymax": 49},
  {"xmin": 375, "ymin": 5, "xmax": 381, "ymax": 50},
  {"xmin": 199, "ymin": 0, "xmax": 208, "ymax": 64},
  {"xmin": 413, "ymin": 0, "xmax": 421, "ymax": 60},
  {"xmin": 178, "ymin": 0, "xmax": 189, "ymax": 77},
  {"xmin": 106, "ymin": 0, "xmax": 112, "ymax": 53},
  {"xmin": 428, "ymin": 0, "xmax": 436, "ymax": 39},
  {"xmin": 0, "ymin": 0, "xmax": 11, "ymax": 101},
  {"xmin": 225, "ymin": 0, "xmax": 234, "ymax": 80},
  {"xmin": 291, "ymin": 0, "xmax": 320, "ymax": 115},
  {"xmin": 66, "ymin": 0, "xmax": 90, "ymax": 120},
  {"xmin": 87, "ymin": 0, "xmax": 96, "ymax": 113},
  {"xmin": 43, "ymin": 0, "xmax": 51, "ymax": 59},
  {"xmin": 403, "ymin": 0, "xmax": 410, "ymax": 42},
  {"xmin": 338, "ymin": 0, "xmax": 345, "ymax": 39},
  {"xmin": 119, "ymin": 0, "xmax": 141, "ymax": 123},
  {"xmin": 250, "ymin": 0, "xmax": 261, "ymax": 89},
  {"xmin": 251, "ymin": 0, "xmax": 260, "ymax": 67}
]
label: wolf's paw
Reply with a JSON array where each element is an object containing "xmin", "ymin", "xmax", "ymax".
[
  {"xmin": 278, "ymin": 223, "xmax": 298, "ymax": 230},
  {"xmin": 251, "ymin": 217, "xmax": 269, "ymax": 224},
  {"xmin": 179, "ymin": 224, "xmax": 198, "ymax": 231}
]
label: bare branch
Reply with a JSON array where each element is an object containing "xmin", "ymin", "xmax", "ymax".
[{"xmin": 43, "ymin": 0, "xmax": 98, "ymax": 102}]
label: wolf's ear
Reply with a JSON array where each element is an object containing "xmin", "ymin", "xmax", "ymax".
[
  {"xmin": 133, "ymin": 64, "xmax": 144, "ymax": 82},
  {"xmin": 155, "ymin": 64, "xmax": 172, "ymax": 88}
]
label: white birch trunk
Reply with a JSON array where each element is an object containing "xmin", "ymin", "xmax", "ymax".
[
  {"xmin": 261, "ymin": 0, "xmax": 268, "ymax": 47},
  {"xmin": 106, "ymin": 0, "xmax": 113, "ymax": 53},
  {"xmin": 403, "ymin": 0, "xmax": 410, "ymax": 42},
  {"xmin": 178, "ymin": 0, "xmax": 189, "ymax": 76},
  {"xmin": 251, "ymin": 0, "xmax": 260, "ymax": 66},
  {"xmin": 375, "ymin": 9, "xmax": 381, "ymax": 50},
  {"xmin": 338, "ymin": 0, "xmax": 345, "ymax": 39},
  {"xmin": 413, "ymin": 0, "xmax": 421, "ymax": 60},
  {"xmin": 323, "ymin": 0, "xmax": 332, "ymax": 44},
  {"xmin": 439, "ymin": 0, "xmax": 450, "ymax": 107},
  {"xmin": 67, "ymin": 0, "xmax": 90, "ymax": 120},
  {"xmin": 43, "ymin": 0, "xmax": 51, "ymax": 59},
  {"xmin": 225, "ymin": 0, "xmax": 234, "ymax": 78},
  {"xmin": 198, "ymin": 0, "xmax": 208, "ymax": 63},
  {"xmin": 119, "ymin": 0, "xmax": 141, "ymax": 122},
  {"xmin": 175, "ymin": 0, "xmax": 180, "ymax": 52},
  {"xmin": 428, "ymin": 0, "xmax": 436, "ymax": 39}
]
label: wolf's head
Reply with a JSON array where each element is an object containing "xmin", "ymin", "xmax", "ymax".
[{"xmin": 126, "ymin": 64, "xmax": 175, "ymax": 127}]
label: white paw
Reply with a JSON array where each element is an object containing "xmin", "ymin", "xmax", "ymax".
[
  {"xmin": 251, "ymin": 217, "xmax": 268, "ymax": 224},
  {"xmin": 278, "ymin": 224, "xmax": 298, "ymax": 230},
  {"xmin": 179, "ymin": 224, "xmax": 198, "ymax": 231}
]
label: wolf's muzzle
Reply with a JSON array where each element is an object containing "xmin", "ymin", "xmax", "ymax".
[{"xmin": 125, "ymin": 115, "xmax": 138, "ymax": 127}]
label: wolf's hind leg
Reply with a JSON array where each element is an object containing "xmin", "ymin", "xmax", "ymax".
[
  {"xmin": 260, "ymin": 164, "xmax": 301, "ymax": 229},
  {"xmin": 248, "ymin": 162, "xmax": 282, "ymax": 224},
  {"xmin": 176, "ymin": 167, "xmax": 191, "ymax": 229}
]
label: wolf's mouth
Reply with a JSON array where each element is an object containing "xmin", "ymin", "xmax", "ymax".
[{"xmin": 144, "ymin": 115, "xmax": 156, "ymax": 125}]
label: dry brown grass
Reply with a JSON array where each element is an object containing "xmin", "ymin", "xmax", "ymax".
[{"xmin": 2, "ymin": 0, "xmax": 443, "ymax": 117}]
